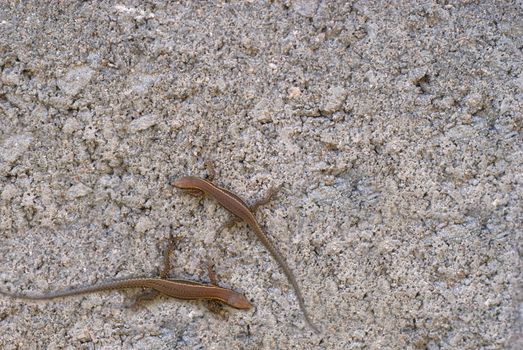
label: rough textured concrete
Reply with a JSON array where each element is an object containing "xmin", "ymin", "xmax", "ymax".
[{"xmin": 0, "ymin": 1, "xmax": 521, "ymax": 349}]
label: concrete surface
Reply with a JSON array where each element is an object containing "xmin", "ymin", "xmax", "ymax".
[{"xmin": 0, "ymin": 1, "xmax": 521, "ymax": 349}]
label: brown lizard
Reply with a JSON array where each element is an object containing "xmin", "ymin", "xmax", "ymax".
[{"xmin": 0, "ymin": 235, "xmax": 252, "ymax": 310}]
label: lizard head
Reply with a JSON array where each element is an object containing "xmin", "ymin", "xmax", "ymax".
[
  {"xmin": 226, "ymin": 292, "xmax": 253, "ymax": 310},
  {"xmin": 172, "ymin": 176, "xmax": 203, "ymax": 190}
]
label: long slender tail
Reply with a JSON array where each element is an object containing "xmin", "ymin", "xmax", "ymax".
[
  {"xmin": 252, "ymin": 223, "xmax": 320, "ymax": 333},
  {"xmin": 0, "ymin": 279, "xmax": 149, "ymax": 300}
]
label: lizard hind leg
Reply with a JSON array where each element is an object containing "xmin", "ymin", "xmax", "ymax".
[
  {"xmin": 129, "ymin": 289, "xmax": 160, "ymax": 309},
  {"xmin": 130, "ymin": 234, "xmax": 181, "ymax": 308},
  {"xmin": 217, "ymin": 216, "xmax": 241, "ymax": 234},
  {"xmin": 204, "ymin": 260, "xmax": 228, "ymax": 319}
]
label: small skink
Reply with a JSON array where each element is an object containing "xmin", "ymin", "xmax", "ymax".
[{"xmin": 0, "ymin": 277, "xmax": 252, "ymax": 309}]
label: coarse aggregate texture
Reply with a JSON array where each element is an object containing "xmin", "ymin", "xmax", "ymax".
[{"xmin": 0, "ymin": 1, "xmax": 521, "ymax": 349}]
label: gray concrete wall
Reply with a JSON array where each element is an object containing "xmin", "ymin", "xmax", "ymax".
[{"xmin": 0, "ymin": 1, "xmax": 521, "ymax": 349}]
